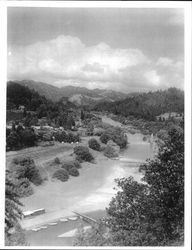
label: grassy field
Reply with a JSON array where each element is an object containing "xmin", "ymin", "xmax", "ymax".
[{"xmin": 6, "ymin": 142, "xmax": 74, "ymax": 167}]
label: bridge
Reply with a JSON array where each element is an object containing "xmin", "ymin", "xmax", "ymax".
[
  {"xmin": 72, "ymin": 211, "xmax": 98, "ymax": 225},
  {"xmin": 119, "ymin": 157, "xmax": 145, "ymax": 164}
]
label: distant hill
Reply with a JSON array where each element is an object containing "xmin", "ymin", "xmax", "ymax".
[
  {"xmin": 7, "ymin": 82, "xmax": 76, "ymax": 116},
  {"xmin": 7, "ymin": 80, "xmax": 128, "ymax": 105},
  {"xmin": 94, "ymin": 88, "xmax": 184, "ymax": 121},
  {"xmin": 7, "ymin": 80, "xmax": 63, "ymax": 102}
]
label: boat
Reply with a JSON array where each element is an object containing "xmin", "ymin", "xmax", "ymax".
[
  {"xmin": 31, "ymin": 228, "xmax": 41, "ymax": 232},
  {"xmin": 68, "ymin": 216, "xmax": 78, "ymax": 221},
  {"xmin": 60, "ymin": 218, "xmax": 68, "ymax": 222},
  {"xmin": 48, "ymin": 222, "xmax": 57, "ymax": 226}
]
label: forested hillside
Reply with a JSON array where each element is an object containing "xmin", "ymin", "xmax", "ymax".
[
  {"xmin": 7, "ymin": 82, "xmax": 76, "ymax": 123},
  {"xmin": 7, "ymin": 80, "xmax": 128, "ymax": 105},
  {"xmin": 94, "ymin": 88, "xmax": 184, "ymax": 121},
  {"xmin": 7, "ymin": 80, "xmax": 64, "ymax": 102}
]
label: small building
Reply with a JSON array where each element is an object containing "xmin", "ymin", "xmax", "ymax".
[
  {"xmin": 23, "ymin": 208, "xmax": 45, "ymax": 218},
  {"xmin": 156, "ymin": 112, "xmax": 181, "ymax": 121},
  {"xmin": 18, "ymin": 105, "xmax": 25, "ymax": 112}
]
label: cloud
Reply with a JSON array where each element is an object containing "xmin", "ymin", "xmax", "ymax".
[
  {"xmin": 168, "ymin": 9, "xmax": 184, "ymax": 26},
  {"xmin": 8, "ymin": 35, "xmax": 184, "ymax": 92}
]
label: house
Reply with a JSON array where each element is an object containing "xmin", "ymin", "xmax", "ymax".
[
  {"xmin": 18, "ymin": 105, "xmax": 25, "ymax": 111},
  {"xmin": 156, "ymin": 112, "xmax": 181, "ymax": 121}
]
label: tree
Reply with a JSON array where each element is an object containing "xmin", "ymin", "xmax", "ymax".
[
  {"xmin": 20, "ymin": 129, "xmax": 37, "ymax": 147},
  {"xmin": 11, "ymin": 157, "xmax": 43, "ymax": 186},
  {"xmin": 5, "ymin": 171, "xmax": 28, "ymax": 246},
  {"xmin": 5, "ymin": 171, "xmax": 23, "ymax": 234},
  {"xmin": 87, "ymin": 123, "xmax": 94, "ymax": 136},
  {"xmin": 88, "ymin": 138, "xmax": 101, "ymax": 151},
  {"xmin": 80, "ymin": 110, "xmax": 85, "ymax": 121},
  {"xmin": 74, "ymin": 124, "xmax": 184, "ymax": 246},
  {"xmin": 6, "ymin": 131, "xmax": 20, "ymax": 150},
  {"xmin": 109, "ymin": 125, "xmax": 184, "ymax": 246},
  {"xmin": 66, "ymin": 115, "xmax": 75, "ymax": 130}
]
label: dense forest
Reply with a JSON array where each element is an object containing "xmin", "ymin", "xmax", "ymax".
[
  {"xmin": 94, "ymin": 88, "xmax": 184, "ymax": 121},
  {"xmin": 7, "ymin": 82, "xmax": 77, "ymax": 123},
  {"xmin": 6, "ymin": 83, "xmax": 78, "ymax": 150}
]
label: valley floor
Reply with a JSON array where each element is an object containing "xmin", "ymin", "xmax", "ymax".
[{"xmin": 6, "ymin": 116, "xmax": 153, "ymax": 245}]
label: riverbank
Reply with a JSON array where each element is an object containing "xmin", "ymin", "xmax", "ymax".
[
  {"xmin": 18, "ymin": 115, "xmax": 154, "ymax": 231},
  {"xmin": 20, "ymin": 154, "xmax": 139, "ymax": 230}
]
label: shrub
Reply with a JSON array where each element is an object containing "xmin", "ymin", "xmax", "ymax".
[
  {"xmin": 30, "ymin": 170, "xmax": 43, "ymax": 186},
  {"xmin": 68, "ymin": 167, "xmax": 79, "ymax": 177},
  {"xmin": 87, "ymin": 123, "xmax": 94, "ymax": 136},
  {"xmin": 143, "ymin": 136, "xmax": 147, "ymax": 142},
  {"xmin": 100, "ymin": 133, "xmax": 110, "ymax": 144},
  {"xmin": 74, "ymin": 145, "xmax": 89, "ymax": 155},
  {"xmin": 104, "ymin": 145, "xmax": 119, "ymax": 158},
  {"xmin": 12, "ymin": 156, "xmax": 33, "ymax": 166},
  {"xmin": 61, "ymin": 162, "xmax": 74, "ymax": 171},
  {"xmin": 100, "ymin": 127, "xmax": 127, "ymax": 149},
  {"xmin": 73, "ymin": 160, "xmax": 81, "ymax": 169},
  {"xmin": 11, "ymin": 157, "xmax": 43, "ymax": 186},
  {"xmin": 53, "ymin": 131, "xmax": 68, "ymax": 142},
  {"xmin": 67, "ymin": 132, "xmax": 80, "ymax": 143},
  {"xmin": 15, "ymin": 178, "xmax": 33, "ymax": 197},
  {"xmin": 53, "ymin": 131, "xmax": 80, "ymax": 143},
  {"xmin": 88, "ymin": 138, "xmax": 101, "ymax": 151},
  {"xmin": 52, "ymin": 169, "xmax": 69, "ymax": 182},
  {"xmin": 61, "ymin": 160, "xmax": 81, "ymax": 171},
  {"xmin": 54, "ymin": 157, "xmax": 60, "ymax": 164},
  {"xmin": 74, "ymin": 146, "xmax": 94, "ymax": 162}
]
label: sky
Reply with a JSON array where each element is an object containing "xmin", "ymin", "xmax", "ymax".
[{"xmin": 7, "ymin": 7, "xmax": 184, "ymax": 93}]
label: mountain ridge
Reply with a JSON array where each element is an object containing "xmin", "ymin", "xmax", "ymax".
[{"xmin": 7, "ymin": 80, "xmax": 128, "ymax": 105}]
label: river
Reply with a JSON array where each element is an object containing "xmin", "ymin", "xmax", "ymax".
[{"xmin": 24, "ymin": 116, "xmax": 154, "ymax": 246}]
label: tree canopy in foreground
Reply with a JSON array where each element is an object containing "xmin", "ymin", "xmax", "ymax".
[{"xmin": 74, "ymin": 123, "xmax": 184, "ymax": 246}]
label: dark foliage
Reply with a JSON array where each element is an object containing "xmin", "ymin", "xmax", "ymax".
[
  {"xmin": 73, "ymin": 160, "xmax": 81, "ymax": 169},
  {"xmin": 100, "ymin": 133, "xmax": 111, "ymax": 144},
  {"xmin": 104, "ymin": 145, "xmax": 119, "ymax": 158},
  {"xmin": 75, "ymin": 124, "xmax": 184, "ymax": 246},
  {"xmin": 7, "ymin": 82, "xmax": 48, "ymax": 111},
  {"xmin": 5, "ymin": 171, "xmax": 23, "ymax": 234},
  {"xmin": 61, "ymin": 162, "xmax": 75, "ymax": 172},
  {"xmin": 5, "ymin": 174, "xmax": 27, "ymax": 246},
  {"xmin": 53, "ymin": 131, "xmax": 80, "ymax": 143},
  {"xmin": 52, "ymin": 169, "xmax": 69, "ymax": 182},
  {"xmin": 7, "ymin": 82, "xmax": 76, "ymax": 130},
  {"xmin": 94, "ymin": 88, "xmax": 184, "ymax": 121},
  {"xmin": 106, "ymin": 124, "xmax": 184, "ymax": 246},
  {"xmin": 14, "ymin": 178, "xmax": 33, "ymax": 198},
  {"xmin": 61, "ymin": 160, "xmax": 81, "ymax": 170},
  {"xmin": 87, "ymin": 123, "xmax": 94, "ymax": 136},
  {"xmin": 68, "ymin": 167, "xmax": 79, "ymax": 177},
  {"xmin": 74, "ymin": 146, "xmax": 94, "ymax": 162},
  {"xmin": 88, "ymin": 138, "xmax": 101, "ymax": 151},
  {"xmin": 11, "ymin": 157, "xmax": 43, "ymax": 186},
  {"xmin": 5, "ymin": 224, "xmax": 28, "ymax": 246},
  {"xmin": 100, "ymin": 127, "xmax": 127, "ymax": 149},
  {"xmin": 6, "ymin": 125, "xmax": 37, "ymax": 151},
  {"xmin": 54, "ymin": 157, "xmax": 61, "ymax": 164}
]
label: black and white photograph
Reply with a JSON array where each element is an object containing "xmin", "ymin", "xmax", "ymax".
[{"xmin": 0, "ymin": 0, "xmax": 191, "ymax": 248}]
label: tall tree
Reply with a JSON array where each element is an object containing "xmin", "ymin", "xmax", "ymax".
[
  {"xmin": 75, "ymin": 124, "xmax": 184, "ymax": 246},
  {"xmin": 5, "ymin": 171, "xmax": 23, "ymax": 234}
]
